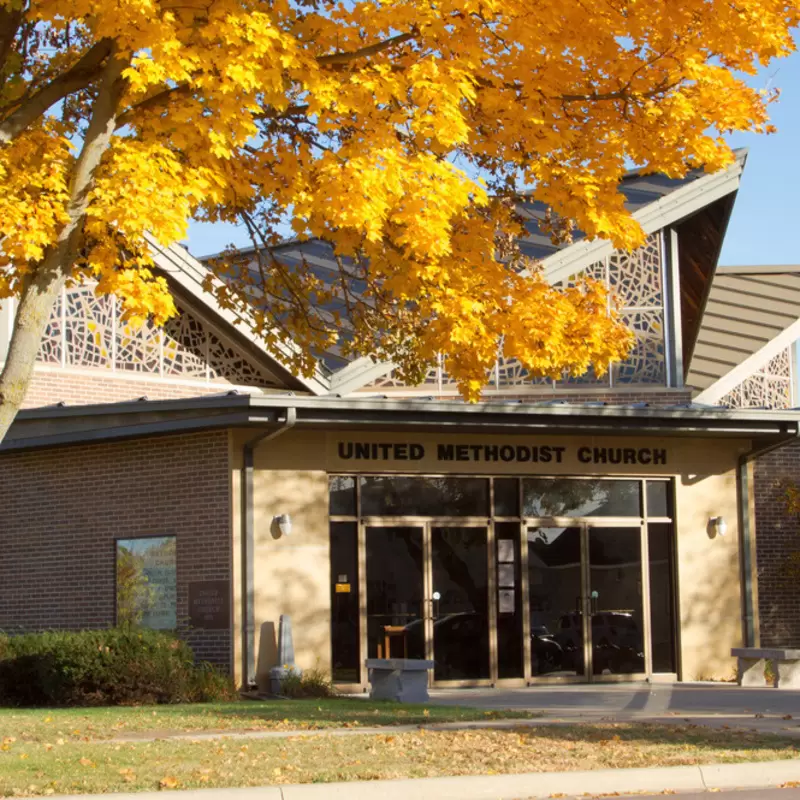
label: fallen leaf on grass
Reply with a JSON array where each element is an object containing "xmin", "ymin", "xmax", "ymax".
[
  {"xmin": 159, "ymin": 776, "xmax": 180, "ymax": 789},
  {"xmin": 78, "ymin": 757, "xmax": 94, "ymax": 767}
]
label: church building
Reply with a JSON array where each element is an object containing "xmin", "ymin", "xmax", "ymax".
[{"xmin": 3, "ymin": 149, "xmax": 800, "ymax": 689}]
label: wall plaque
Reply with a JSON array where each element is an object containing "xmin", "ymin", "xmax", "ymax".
[{"xmin": 189, "ymin": 580, "xmax": 230, "ymax": 629}]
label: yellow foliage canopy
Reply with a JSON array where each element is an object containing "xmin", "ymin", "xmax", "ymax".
[{"xmin": 0, "ymin": 0, "xmax": 796, "ymax": 398}]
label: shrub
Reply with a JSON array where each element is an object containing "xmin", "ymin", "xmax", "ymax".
[
  {"xmin": 279, "ymin": 668, "xmax": 334, "ymax": 698},
  {"xmin": 0, "ymin": 628, "xmax": 235, "ymax": 707}
]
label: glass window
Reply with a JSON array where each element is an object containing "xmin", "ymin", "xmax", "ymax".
[
  {"xmin": 646, "ymin": 481, "xmax": 670, "ymax": 518},
  {"xmin": 493, "ymin": 478, "xmax": 519, "ymax": 517},
  {"xmin": 648, "ymin": 523, "xmax": 677, "ymax": 673},
  {"xmin": 528, "ymin": 527, "xmax": 584, "ymax": 676},
  {"xmin": 329, "ymin": 475, "xmax": 357, "ymax": 516},
  {"xmin": 588, "ymin": 527, "xmax": 645, "ymax": 675},
  {"xmin": 523, "ymin": 479, "xmax": 641, "ymax": 517},
  {"xmin": 431, "ymin": 527, "xmax": 490, "ymax": 680},
  {"xmin": 495, "ymin": 522, "xmax": 523, "ymax": 679},
  {"xmin": 330, "ymin": 522, "xmax": 360, "ymax": 682},
  {"xmin": 366, "ymin": 526, "xmax": 425, "ymax": 660},
  {"xmin": 360, "ymin": 476, "xmax": 489, "ymax": 517},
  {"xmin": 116, "ymin": 537, "xmax": 176, "ymax": 629}
]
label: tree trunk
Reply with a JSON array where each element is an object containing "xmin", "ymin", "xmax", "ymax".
[{"xmin": 0, "ymin": 54, "xmax": 127, "ymax": 444}]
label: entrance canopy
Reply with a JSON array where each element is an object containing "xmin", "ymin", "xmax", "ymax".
[{"xmin": 4, "ymin": 393, "xmax": 800, "ymax": 454}]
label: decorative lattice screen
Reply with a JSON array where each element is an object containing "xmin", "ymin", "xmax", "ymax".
[
  {"xmin": 719, "ymin": 349, "xmax": 793, "ymax": 410},
  {"xmin": 36, "ymin": 284, "xmax": 279, "ymax": 389},
  {"xmin": 366, "ymin": 233, "xmax": 667, "ymax": 392}
]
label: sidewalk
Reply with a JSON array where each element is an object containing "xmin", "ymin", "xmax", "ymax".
[{"xmin": 42, "ymin": 757, "xmax": 800, "ymax": 800}]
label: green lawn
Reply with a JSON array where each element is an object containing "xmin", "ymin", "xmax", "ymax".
[
  {"xmin": 0, "ymin": 698, "xmax": 537, "ymax": 743},
  {"xmin": 0, "ymin": 722, "xmax": 797, "ymax": 797}
]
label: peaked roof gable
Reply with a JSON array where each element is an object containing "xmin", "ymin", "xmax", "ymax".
[{"xmin": 146, "ymin": 234, "xmax": 332, "ymax": 395}]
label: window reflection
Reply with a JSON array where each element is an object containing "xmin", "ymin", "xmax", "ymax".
[
  {"xmin": 588, "ymin": 527, "xmax": 645, "ymax": 675},
  {"xmin": 431, "ymin": 527, "xmax": 490, "ymax": 680},
  {"xmin": 523, "ymin": 479, "xmax": 641, "ymax": 517},
  {"xmin": 360, "ymin": 476, "xmax": 489, "ymax": 517},
  {"xmin": 528, "ymin": 527, "xmax": 583, "ymax": 676}
]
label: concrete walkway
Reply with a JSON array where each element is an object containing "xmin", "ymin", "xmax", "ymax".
[
  {"xmin": 43, "ymin": 758, "xmax": 800, "ymax": 800},
  {"xmin": 427, "ymin": 681, "xmax": 800, "ymax": 737}
]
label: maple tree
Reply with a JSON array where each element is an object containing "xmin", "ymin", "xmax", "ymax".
[{"xmin": 0, "ymin": 0, "xmax": 797, "ymax": 438}]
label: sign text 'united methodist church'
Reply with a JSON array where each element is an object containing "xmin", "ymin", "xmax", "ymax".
[{"xmin": 336, "ymin": 441, "xmax": 667, "ymax": 466}]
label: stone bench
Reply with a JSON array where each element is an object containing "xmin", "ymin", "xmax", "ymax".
[
  {"xmin": 365, "ymin": 658, "xmax": 434, "ymax": 703},
  {"xmin": 731, "ymin": 648, "xmax": 800, "ymax": 688}
]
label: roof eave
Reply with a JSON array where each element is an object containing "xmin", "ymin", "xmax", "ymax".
[{"xmin": 4, "ymin": 394, "xmax": 799, "ymax": 454}]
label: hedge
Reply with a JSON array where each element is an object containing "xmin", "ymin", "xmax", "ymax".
[{"xmin": 0, "ymin": 628, "xmax": 235, "ymax": 706}]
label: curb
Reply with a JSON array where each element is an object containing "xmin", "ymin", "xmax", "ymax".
[{"xmin": 44, "ymin": 757, "xmax": 800, "ymax": 800}]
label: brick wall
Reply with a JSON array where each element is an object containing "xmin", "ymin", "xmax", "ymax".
[
  {"xmin": 22, "ymin": 368, "xmax": 255, "ymax": 409},
  {"xmin": 754, "ymin": 441, "xmax": 800, "ymax": 647},
  {"xmin": 0, "ymin": 430, "xmax": 233, "ymax": 669}
]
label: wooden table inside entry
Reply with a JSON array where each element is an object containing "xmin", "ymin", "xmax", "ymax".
[{"xmin": 377, "ymin": 625, "xmax": 408, "ymax": 659}]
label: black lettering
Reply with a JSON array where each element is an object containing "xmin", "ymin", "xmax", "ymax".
[
  {"xmin": 355, "ymin": 442, "xmax": 370, "ymax": 460},
  {"xmin": 395, "ymin": 444, "xmax": 408, "ymax": 460},
  {"xmin": 623, "ymin": 448, "xmax": 637, "ymax": 465},
  {"xmin": 552, "ymin": 446, "xmax": 566, "ymax": 464},
  {"xmin": 410, "ymin": 444, "xmax": 425, "ymax": 460},
  {"xmin": 378, "ymin": 443, "xmax": 392, "ymax": 459},
  {"xmin": 638, "ymin": 448, "xmax": 652, "ymax": 464},
  {"xmin": 539, "ymin": 446, "xmax": 552, "ymax": 463},
  {"xmin": 338, "ymin": 442, "xmax": 353, "ymax": 459},
  {"xmin": 456, "ymin": 444, "xmax": 470, "ymax": 461},
  {"xmin": 608, "ymin": 448, "xmax": 622, "ymax": 465},
  {"xmin": 653, "ymin": 449, "xmax": 667, "ymax": 465},
  {"xmin": 470, "ymin": 445, "xmax": 483, "ymax": 460},
  {"xmin": 438, "ymin": 444, "xmax": 455, "ymax": 461},
  {"xmin": 500, "ymin": 445, "xmax": 515, "ymax": 462},
  {"xmin": 593, "ymin": 447, "xmax": 607, "ymax": 464},
  {"xmin": 516, "ymin": 445, "xmax": 531, "ymax": 462},
  {"xmin": 578, "ymin": 446, "xmax": 592, "ymax": 464},
  {"xmin": 485, "ymin": 445, "xmax": 499, "ymax": 461}
]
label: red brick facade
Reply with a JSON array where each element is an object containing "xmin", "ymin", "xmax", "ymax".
[
  {"xmin": 754, "ymin": 442, "xmax": 800, "ymax": 648},
  {"xmin": 0, "ymin": 431, "xmax": 233, "ymax": 668},
  {"xmin": 22, "ymin": 367, "xmax": 254, "ymax": 409}
]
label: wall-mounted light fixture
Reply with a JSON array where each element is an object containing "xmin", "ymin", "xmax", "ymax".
[
  {"xmin": 708, "ymin": 516, "xmax": 727, "ymax": 538},
  {"xmin": 272, "ymin": 513, "xmax": 293, "ymax": 538}
]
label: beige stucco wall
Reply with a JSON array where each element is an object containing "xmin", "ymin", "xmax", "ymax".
[{"xmin": 230, "ymin": 428, "xmax": 750, "ymax": 685}]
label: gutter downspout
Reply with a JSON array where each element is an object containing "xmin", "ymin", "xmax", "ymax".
[
  {"xmin": 241, "ymin": 407, "xmax": 297, "ymax": 689},
  {"xmin": 737, "ymin": 426, "xmax": 800, "ymax": 648}
]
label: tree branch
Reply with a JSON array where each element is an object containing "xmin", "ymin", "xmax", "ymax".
[
  {"xmin": 0, "ymin": 37, "xmax": 114, "ymax": 144},
  {"xmin": 115, "ymin": 82, "xmax": 192, "ymax": 129},
  {"xmin": 0, "ymin": 2, "xmax": 25, "ymax": 88},
  {"xmin": 316, "ymin": 31, "xmax": 417, "ymax": 67}
]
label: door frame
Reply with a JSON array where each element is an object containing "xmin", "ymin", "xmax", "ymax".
[
  {"xmin": 524, "ymin": 517, "xmax": 651, "ymax": 682},
  {"xmin": 361, "ymin": 517, "xmax": 494, "ymax": 688}
]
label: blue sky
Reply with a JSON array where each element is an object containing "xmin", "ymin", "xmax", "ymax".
[{"xmin": 187, "ymin": 53, "xmax": 800, "ymax": 266}]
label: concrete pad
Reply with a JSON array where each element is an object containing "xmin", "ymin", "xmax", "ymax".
[
  {"xmin": 700, "ymin": 758, "xmax": 800, "ymax": 789},
  {"xmin": 281, "ymin": 766, "xmax": 707, "ymax": 799}
]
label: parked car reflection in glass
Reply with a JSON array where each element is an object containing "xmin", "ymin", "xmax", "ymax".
[
  {"xmin": 555, "ymin": 611, "xmax": 644, "ymax": 675},
  {"xmin": 530, "ymin": 625, "xmax": 563, "ymax": 675}
]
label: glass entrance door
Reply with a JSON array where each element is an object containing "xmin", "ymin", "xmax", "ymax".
[
  {"xmin": 586, "ymin": 526, "xmax": 646, "ymax": 678},
  {"xmin": 527, "ymin": 523, "xmax": 647, "ymax": 680},
  {"xmin": 528, "ymin": 526, "xmax": 586, "ymax": 678},
  {"xmin": 364, "ymin": 523, "xmax": 491, "ymax": 684},
  {"xmin": 365, "ymin": 526, "xmax": 426, "ymax": 660},
  {"xmin": 430, "ymin": 526, "xmax": 490, "ymax": 682}
]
